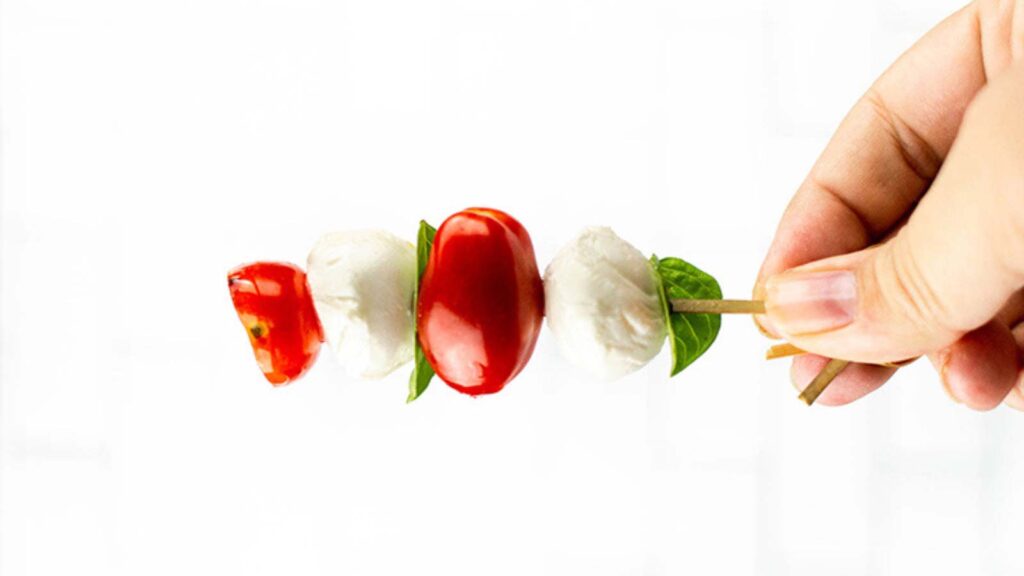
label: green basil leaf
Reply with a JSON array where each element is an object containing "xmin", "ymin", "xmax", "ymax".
[
  {"xmin": 408, "ymin": 220, "xmax": 437, "ymax": 403},
  {"xmin": 416, "ymin": 219, "xmax": 436, "ymax": 279},
  {"xmin": 651, "ymin": 255, "xmax": 722, "ymax": 377},
  {"xmin": 408, "ymin": 344, "xmax": 435, "ymax": 403}
]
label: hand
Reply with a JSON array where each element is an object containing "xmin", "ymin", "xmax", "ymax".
[{"xmin": 754, "ymin": 0, "xmax": 1024, "ymax": 410}]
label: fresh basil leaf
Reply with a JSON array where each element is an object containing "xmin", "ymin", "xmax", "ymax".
[
  {"xmin": 651, "ymin": 255, "xmax": 722, "ymax": 377},
  {"xmin": 416, "ymin": 220, "xmax": 436, "ymax": 279},
  {"xmin": 408, "ymin": 343, "xmax": 435, "ymax": 403},
  {"xmin": 408, "ymin": 220, "xmax": 437, "ymax": 403}
]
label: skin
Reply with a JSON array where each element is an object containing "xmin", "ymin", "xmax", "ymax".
[{"xmin": 754, "ymin": 0, "xmax": 1024, "ymax": 410}]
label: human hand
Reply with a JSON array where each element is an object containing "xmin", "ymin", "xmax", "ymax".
[{"xmin": 754, "ymin": 0, "xmax": 1024, "ymax": 410}]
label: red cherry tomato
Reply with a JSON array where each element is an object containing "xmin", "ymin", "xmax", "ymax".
[
  {"xmin": 417, "ymin": 208, "xmax": 544, "ymax": 396},
  {"xmin": 227, "ymin": 262, "xmax": 323, "ymax": 386}
]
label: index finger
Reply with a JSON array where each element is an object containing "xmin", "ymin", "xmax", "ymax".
[{"xmin": 756, "ymin": 2, "xmax": 990, "ymax": 288}]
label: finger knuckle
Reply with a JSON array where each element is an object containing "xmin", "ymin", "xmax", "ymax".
[{"xmin": 872, "ymin": 239, "xmax": 963, "ymax": 340}]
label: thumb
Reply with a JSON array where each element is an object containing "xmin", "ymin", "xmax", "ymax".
[{"xmin": 764, "ymin": 65, "xmax": 1024, "ymax": 364}]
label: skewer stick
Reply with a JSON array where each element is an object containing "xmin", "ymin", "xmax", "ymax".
[
  {"xmin": 765, "ymin": 342, "xmax": 806, "ymax": 360},
  {"xmin": 670, "ymin": 298, "xmax": 765, "ymax": 314},
  {"xmin": 669, "ymin": 297, "xmax": 848, "ymax": 406},
  {"xmin": 798, "ymin": 358, "xmax": 849, "ymax": 405}
]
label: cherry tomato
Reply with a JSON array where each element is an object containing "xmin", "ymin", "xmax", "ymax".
[
  {"xmin": 417, "ymin": 208, "xmax": 544, "ymax": 396},
  {"xmin": 227, "ymin": 262, "xmax": 323, "ymax": 386}
]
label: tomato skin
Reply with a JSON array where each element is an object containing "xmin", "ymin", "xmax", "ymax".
[
  {"xmin": 417, "ymin": 208, "xmax": 544, "ymax": 396},
  {"xmin": 227, "ymin": 262, "xmax": 323, "ymax": 386}
]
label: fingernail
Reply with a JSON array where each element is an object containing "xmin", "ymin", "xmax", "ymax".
[
  {"xmin": 937, "ymin": 349, "xmax": 961, "ymax": 404},
  {"xmin": 754, "ymin": 314, "xmax": 782, "ymax": 339},
  {"xmin": 751, "ymin": 281, "xmax": 781, "ymax": 339},
  {"xmin": 878, "ymin": 356, "xmax": 918, "ymax": 368},
  {"xmin": 765, "ymin": 270, "xmax": 857, "ymax": 336},
  {"xmin": 1004, "ymin": 385, "xmax": 1024, "ymax": 411}
]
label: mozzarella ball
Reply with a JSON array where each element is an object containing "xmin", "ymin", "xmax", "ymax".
[
  {"xmin": 544, "ymin": 227, "xmax": 666, "ymax": 380},
  {"xmin": 306, "ymin": 230, "xmax": 416, "ymax": 379}
]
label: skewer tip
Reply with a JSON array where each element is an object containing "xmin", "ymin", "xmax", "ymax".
[{"xmin": 798, "ymin": 358, "xmax": 850, "ymax": 406}]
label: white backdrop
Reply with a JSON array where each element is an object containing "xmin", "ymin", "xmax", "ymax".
[{"xmin": 3, "ymin": 0, "xmax": 1021, "ymax": 574}]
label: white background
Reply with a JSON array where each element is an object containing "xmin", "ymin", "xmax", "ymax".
[{"xmin": 3, "ymin": 0, "xmax": 1021, "ymax": 574}]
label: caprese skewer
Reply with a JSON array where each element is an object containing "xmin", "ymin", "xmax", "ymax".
[{"xmin": 227, "ymin": 207, "xmax": 844, "ymax": 404}]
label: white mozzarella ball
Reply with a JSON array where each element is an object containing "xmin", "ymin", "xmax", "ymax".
[
  {"xmin": 306, "ymin": 230, "xmax": 416, "ymax": 379},
  {"xmin": 544, "ymin": 227, "xmax": 666, "ymax": 380}
]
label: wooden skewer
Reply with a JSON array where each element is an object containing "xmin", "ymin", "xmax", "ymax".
[
  {"xmin": 765, "ymin": 342, "xmax": 806, "ymax": 360},
  {"xmin": 670, "ymin": 298, "xmax": 765, "ymax": 314},
  {"xmin": 798, "ymin": 358, "xmax": 850, "ymax": 405},
  {"xmin": 764, "ymin": 342, "xmax": 849, "ymax": 406},
  {"xmin": 670, "ymin": 297, "xmax": 849, "ymax": 406},
  {"xmin": 767, "ymin": 343, "xmax": 916, "ymax": 367}
]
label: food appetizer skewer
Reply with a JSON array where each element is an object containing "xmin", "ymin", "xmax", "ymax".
[{"xmin": 227, "ymin": 207, "xmax": 848, "ymax": 404}]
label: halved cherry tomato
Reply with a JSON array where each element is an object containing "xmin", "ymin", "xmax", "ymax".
[
  {"xmin": 417, "ymin": 208, "xmax": 544, "ymax": 396},
  {"xmin": 227, "ymin": 262, "xmax": 323, "ymax": 386}
]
